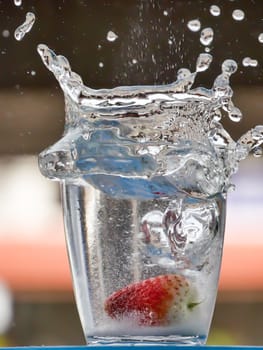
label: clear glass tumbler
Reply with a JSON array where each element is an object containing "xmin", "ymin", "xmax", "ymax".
[
  {"xmin": 37, "ymin": 0, "xmax": 263, "ymax": 345},
  {"xmin": 39, "ymin": 84, "xmax": 227, "ymax": 345}
]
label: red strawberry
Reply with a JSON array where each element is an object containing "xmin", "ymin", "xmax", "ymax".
[{"xmin": 104, "ymin": 274, "xmax": 198, "ymax": 326}]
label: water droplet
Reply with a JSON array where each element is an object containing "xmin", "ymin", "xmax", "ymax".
[
  {"xmin": 97, "ymin": 44, "xmax": 102, "ymax": 50},
  {"xmin": 232, "ymin": 9, "xmax": 245, "ymax": 21},
  {"xmin": 258, "ymin": 33, "xmax": 263, "ymax": 43},
  {"xmin": 222, "ymin": 59, "xmax": 238, "ymax": 75},
  {"xmin": 196, "ymin": 53, "xmax": 213, "ymax": 72},
  {"xmin": 200, "ymin": 27, "xmax": 214, "ymax": 46},
  {"xmin": 132, "ymin": 58, "xmax": 138, "ymax": 64},
  {"xmin": 14, "ymin": 12, "xmax": 35, "ymax": 41},
  {"xmin": 205, "ymin": 47, "xmax": 211, "ymax": 53},
  {"xmin": 14, "ymin": 0, "xmax": 22, "ymax": 5},
  {"xmin": 163, "ymin": 10, "xmax": 168, "ymax": 16},
  {"xmin": 152, "ymin": 54, "xmax": 156, "ymax": 64},
  {"xmin": 168, "ymin": 39, "xmax": 173, "ymax": 45},
  {"xmin": 98, "ymin": 62, "xmax": 104, "ymax": 68},
  {"xmin": 213, "ymin": 110, "xmax": 222, "ymax": 122},
  {"xmin": 210, "ymin": 5, "xmax": 221, "ymax": 16},
  {"xmin": 187, "ymin": 19, "xmax": 201, "ymax": 32},
  {"xmin": 106, "ymin": 30, "xmax": 118, "ymax": 42},
  {"xmin": 2, "ymin": 30, "xmax": 10, "ymax": 38},
  {"xmin": 242, "ymin": 57, "xmax": 258, "ymax": 67},
  {"xmin": 229, "ymin": 107, "xmax": 242, "ymax": 122},
  {"xmin": 31, "ymin": 70, "xmax": 36, "ymax": 76},
  {"xmin": 252, "ymin": 125, "xmax": 263, "ymax": 140},
  {"xmin": 177, "ymin": 68, "xmax": 191, "ymax": 80},
  {"xmin": 253, "ymin": 147, "xmax": 262, "ymax": 157},
  {"xmin": 228, "ymin": 183, "xmax": 236, "ymax": 192}
]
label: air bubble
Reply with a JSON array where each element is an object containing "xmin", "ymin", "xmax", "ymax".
[
  {"xmin": 106, "ymin": 31, "xmax": 118, "ymax": 42},
  {"xmin": 187, "ymin": 19, "xmax": 201, "ymax": 32},
  {"xmin": 232, "ymin": 9, "xmax": 245, "ymax": 21},
  {"xmin": 200, "ymin": 27, "xmax": 214, "ymax": 46},
  {"xmin": 210, "ymin": 5, "xmax": 221, "ymax": 16}
]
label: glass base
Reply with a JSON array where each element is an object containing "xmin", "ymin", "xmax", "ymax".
[{"xmin": 87, "ymin": 334, "xmax": 206, "ymax": 346}]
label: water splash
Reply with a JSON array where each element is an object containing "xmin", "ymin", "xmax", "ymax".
[
  {"xmin": 14, "ymin": 12, "xmax": 35, "ymax": 41},
  {"xmin": 37, "ymin": 44, "xmax": 263, "ymax": 199}
]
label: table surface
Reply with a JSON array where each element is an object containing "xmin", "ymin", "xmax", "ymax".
[{"xmin": 0, "ymin": 346, "xmax": 263, "ymax": 350}]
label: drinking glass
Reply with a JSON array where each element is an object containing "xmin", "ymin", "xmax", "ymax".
[
  {"xmin": 39, "ymin": 89, "xmax": 226, "ymax": 345},
  {"xmin": 37, "ymin": 0, "xmax": 237, "ymax": 345}
]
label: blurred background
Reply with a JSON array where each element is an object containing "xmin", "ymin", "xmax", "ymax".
[{"xmin": 0, "ymin": 0, "xmax": 263, "ymax": 346}]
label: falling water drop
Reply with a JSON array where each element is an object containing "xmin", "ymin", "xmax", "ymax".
[
  {"xmin": 232, "ymin": 9, "xmax": 245, "ymax": 21},
  {"xmin": 187, "ymin": 19, "xmax": 201, "ymax": 32},
  {"xmin": 222, "ymin": 59, "xmax": 238, "ymax": 75},
  {"xmin": 253, "ymin": 147, "xmax": 263, "ymax": 158},
  {"xmin": 210, "ymin": 5, "xmax": 221, "ymax": 17},
  {"xmin": 258, "ymin": 33, "xmax": 263, "ymax": 43},
  {"xmin": 106, "ymin": 31, "xmax": 118, "ymax": 42},
  {"xmin": 14, "ymin": 12, "xmax": 35, "ymax": 41},
  {"xmin": 200, "ymin": 27, "xmax": 214, "ymax": 46},
  {"xmin": 229, "ymin": 107, "xmax": 242, "ymax": 122},
  {"xmin": 242, "ymin": 57, "xmax": 258, "ymax": 67},
  {"xmin": 14, "ymin": 0, "xmax": 22, "ymax": 6},
  {"xmin": 196, "ymin": 53, "xmax": 213, "ymax": 72}
]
